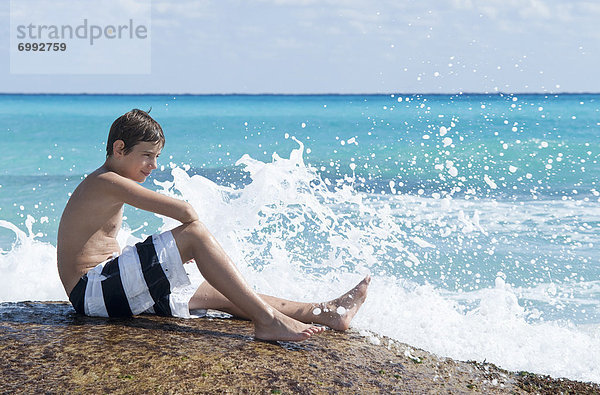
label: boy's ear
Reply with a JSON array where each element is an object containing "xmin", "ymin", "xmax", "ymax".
[{"xmin": 113, "ymin": 140, "xmax": 126, "ymax": 156}]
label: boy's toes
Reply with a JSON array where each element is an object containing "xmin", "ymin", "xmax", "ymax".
[{"xmin": 303, "ymin": 326, "xmax": 320, "ymax": 335}]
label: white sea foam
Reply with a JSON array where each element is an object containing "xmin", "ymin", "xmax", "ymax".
[
  {"xmin": 1, "ymin": 141, "xmax": 599, "ymax": 383},
  {"xmin": 354, "ymin": 276, "xmax": 600, "ymax": 383},
  {"xmin": 0, "ymin": 216, "xmax": 63, "ymax": 302}
]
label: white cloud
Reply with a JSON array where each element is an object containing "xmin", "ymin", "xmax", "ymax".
[
  {"xmin": 451, "ymin": 0, "xmax": 600, "ymax": 22},
  {"xmin": 153, "ymin": 1, "xmax": 212, "ymax": 19},
  {"xmin": 2, "ymin": 0, "xmax": 600, "ymax": 93}
]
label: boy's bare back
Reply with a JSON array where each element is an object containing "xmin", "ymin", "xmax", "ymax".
[{"xmin": 57, "ymin": 167, "xmax": 125, "ymax": 296}]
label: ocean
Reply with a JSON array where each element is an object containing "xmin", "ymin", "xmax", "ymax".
[{"xmin": 1, "ymin": 93, "xmax": 599, "ymax": 382}]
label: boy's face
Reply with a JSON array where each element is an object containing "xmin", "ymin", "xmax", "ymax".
[{"xmin": 117, "ymin": 140, "xmax": 162, "ymax": 183}]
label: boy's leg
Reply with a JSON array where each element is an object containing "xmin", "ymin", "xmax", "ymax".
[
  {"xmin": 170, "ymin": 220, "xmax": 324, "ymax": 341},
  {"xmin": 189, "ymin": 276, "xmax": 371, "ymax": 331}
]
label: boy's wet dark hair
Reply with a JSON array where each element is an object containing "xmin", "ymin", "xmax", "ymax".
[{"xmin": 106, "ymin": 109, "xmax": 165, "ymax": 157}]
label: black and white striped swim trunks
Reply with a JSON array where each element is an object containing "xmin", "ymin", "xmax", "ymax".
[{"xmin": 68, "ymin": 231, "xmax": 192, "ymax": 318}]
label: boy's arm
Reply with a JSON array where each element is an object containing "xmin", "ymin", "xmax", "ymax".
[{"xmin": 100, "ymin": 172, "xmax": 198, "ymax": 224}]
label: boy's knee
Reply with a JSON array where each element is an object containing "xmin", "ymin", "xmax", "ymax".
[
  {"xmin": 184, "ymin": 220, "xmax": 209, "ymax": 240},
  {"xmin": 173, "ymin": 220, "xmax": 207, "ymax": 246},
  {"xmin": 172, "ymin": 220, "xmax": 210, "ymax": 262}
]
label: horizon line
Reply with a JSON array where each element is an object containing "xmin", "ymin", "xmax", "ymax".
[{"xmin": 1, "ymin": 91, "xmax": 600, "ymax": 96}]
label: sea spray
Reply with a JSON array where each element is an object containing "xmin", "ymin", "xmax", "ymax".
[
  {"xmin": 0, "ymin": 216, "xmax": 63, "ymax": 301},
  {"xmin": 149, "ymin": 140, "xmax": 599, "ymax": 382},
  {"xmin": 356, "ymin": 276, "xmax": 600, "ymax": 382},
  {"xmin": 1, "ymin": 141, "xmax": 599, "ymax": 382}
]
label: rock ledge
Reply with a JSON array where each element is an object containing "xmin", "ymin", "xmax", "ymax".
[{"xmin": 1, "ymin": 302, "xmax": 598, "ymax": 394}]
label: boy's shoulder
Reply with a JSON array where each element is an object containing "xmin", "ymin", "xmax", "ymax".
[
  {"xmin": 86, "ymin": 167, "xmax": 138, "ymax": 188},
  {"xmin": 81, "ymin": 166, "xmax": 161, "ymax": 209},
  {"xmin": 75, "ymin": 167, "xmax": 141, "ymax": 203}
]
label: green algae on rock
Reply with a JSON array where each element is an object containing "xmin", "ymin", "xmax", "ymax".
[{"xmin": 1, "ymin": 302, "xmax": 598, "ymax": 394}]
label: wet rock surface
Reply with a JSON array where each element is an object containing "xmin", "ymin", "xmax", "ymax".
[{"xmin": 1, "ymin": 302, "xmax": 598, "ymax": 394}]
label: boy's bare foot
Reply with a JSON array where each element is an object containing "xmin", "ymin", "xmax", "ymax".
[
  {"xmin": 313, "ymin": 275, "xmax": 371, "ymax": 331},
  {"xmin": 254, "ymin": 309, "xmax": 325, "ymax": 342}
]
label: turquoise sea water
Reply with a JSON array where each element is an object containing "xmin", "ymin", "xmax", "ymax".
[{"xmin": 1, "ymin": 94, "xmax": 599, "ymax": 382}]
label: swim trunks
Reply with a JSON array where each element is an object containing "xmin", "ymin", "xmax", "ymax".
[{"xmin": 68, "ymin": 230, "xmax": 192, "ymax": 318}]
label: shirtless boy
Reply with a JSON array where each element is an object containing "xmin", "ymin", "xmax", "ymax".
[{"xmin": 57, "ymin": 109, "xmax": 370, "ymax": 342}]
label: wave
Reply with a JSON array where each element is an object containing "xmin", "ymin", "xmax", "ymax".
[{"xmin": 1, "ymin": 140, "xmax": 599, "ymax": 383}]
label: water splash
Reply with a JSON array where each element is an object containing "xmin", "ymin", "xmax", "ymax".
[
  {"xmin": 0, "ymin": 215, "xmax": 63, "ymax": 302},
  {"xmin": 1, "ymin": 142, "xmax": 599, "ymax": 382},
  {"xmin": 151, "ymin": 140, "xmax": 600, "ymax": 382}
]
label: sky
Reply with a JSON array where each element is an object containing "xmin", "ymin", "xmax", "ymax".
[{"xmin": 1, "ymin": 0, "xmax": 599, "ymax": 94}]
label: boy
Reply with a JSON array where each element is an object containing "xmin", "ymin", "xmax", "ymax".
[{"xmin": 57, "ymin": 109, "xmax": 370, "ymax": 342}]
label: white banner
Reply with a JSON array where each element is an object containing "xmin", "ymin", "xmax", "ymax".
[{"xmin": 10, "ymin": 0, "xmax": 151, "ymax": 74}]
